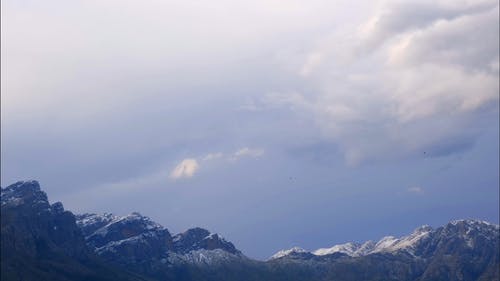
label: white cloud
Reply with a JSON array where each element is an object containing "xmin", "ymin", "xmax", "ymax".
[
  {"xmin": 170, "ymin": 148, "xmax": 263, "ymax": 179},
  {"xmin": 170, "ymin": 158, "xmax": 199, "ymax": 180},
  {"xmin": 231, "ymin": 147, "xmax": 264, "ymax": 160}
]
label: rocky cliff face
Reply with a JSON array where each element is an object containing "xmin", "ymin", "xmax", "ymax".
[
  {"xmin": 1, "ymin": 181, "xmax": 83, "ymax": 257},
  {"xmin": 0, "ymin": 181, "xmax": 146, "ymax": 281}
]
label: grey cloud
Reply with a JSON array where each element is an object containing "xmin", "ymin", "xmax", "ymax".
[
  {"xmin": 262, "ymin": 0, "xmax": 499, "ymax": 165},
  {"xmin": 386, "ymin": 6, "xmax": 499, "ymax": 72},
  {"xmin": 359, "ymin": 0, "xmax": 498, "ymax": 50}
]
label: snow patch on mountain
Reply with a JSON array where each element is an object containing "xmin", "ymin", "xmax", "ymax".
[
  {"xmin": 95, "ymin": 231, "xmax": 165, "ymax": 255},
  {"xmin": 167, "ymin": 249, "xmax": 243, "ymax": 266},
  {"xmin": 373, "ymin": 225, "xmax": 432, "ymax": 254},
  {"xmin": 270, "ymin": 247, "xmax": 309, "ymax": 260},
  {"xmin": 313, "ymin": 240, "xmax": 376, "ymax": 257}
]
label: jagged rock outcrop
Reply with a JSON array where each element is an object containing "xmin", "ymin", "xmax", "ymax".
[
  {"xmin": 172, "ymin": 227, "xmax": 240, "ymax": 255},
  {"xmin": 74, "ymin": 211, "xmax": 245, "ymax": 278}
]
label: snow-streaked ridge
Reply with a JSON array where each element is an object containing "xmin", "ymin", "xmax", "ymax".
[
  {"xmin": 313, "ymin": 240, "xmax": 376, "ymax": 257},
  {"xmin": 76, "ymin": 212, "xmax": 244, "ymax": 265},
  {"xmin": 272, "ymin": 224, "xmax": 440, "ymax": 260},
  {"xmin": 271, "ymin": 220, "xmax": 499, "ymax": 260},
  {"xmin": 314, "ymin": 225, "xmax": 433, "ymax": 258}
]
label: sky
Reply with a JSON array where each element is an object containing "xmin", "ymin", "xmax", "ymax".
[{"xmin": 1, "ymin": 0, "xmax": 499, "ymax": 259}]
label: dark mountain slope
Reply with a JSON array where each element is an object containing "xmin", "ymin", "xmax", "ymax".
[{"xmin": 0, "ymin": 181, "xmax": 149, "ymax": 281}]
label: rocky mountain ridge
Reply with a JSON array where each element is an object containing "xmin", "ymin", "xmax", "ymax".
[
  {"xmin": 271, "ymin": 220, "xmax": 499, "ymax": 260},
  {"xmin": 2, "ymin": 180, "xmax": 499, "ymax": 281},
  {"xmin": 75, "ymin": 211, "xmax": 243, "ymax": 269}
]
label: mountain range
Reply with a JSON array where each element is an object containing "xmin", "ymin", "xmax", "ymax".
[{"xmin": 1, "ymin": 180, "xmax": 499, "ymax": 281}]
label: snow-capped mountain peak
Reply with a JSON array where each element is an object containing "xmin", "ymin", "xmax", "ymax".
[
  {"xmin": 373, "ymin": 225, "xmax": 433, "ymax": 254},
  {"xmin": 313, "ymin": 242, "xmax": 359, "ymax": 256},
  {"xmin": 272, "ymin": 223, "xmax": 445, "ymax": 260},
  {"xmin": 269, "ymin": 246, "xmax": 309, "ymax": 260}
]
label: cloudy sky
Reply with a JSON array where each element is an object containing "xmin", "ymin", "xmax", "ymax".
[{"xmin": 1, "ymin": 0, "xmax": 499, "ymax": 259}]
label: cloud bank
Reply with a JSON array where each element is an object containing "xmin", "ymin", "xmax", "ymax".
[{"xmin": 265, "ymin": 0, "xmax": 499, "ymax": 165}]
